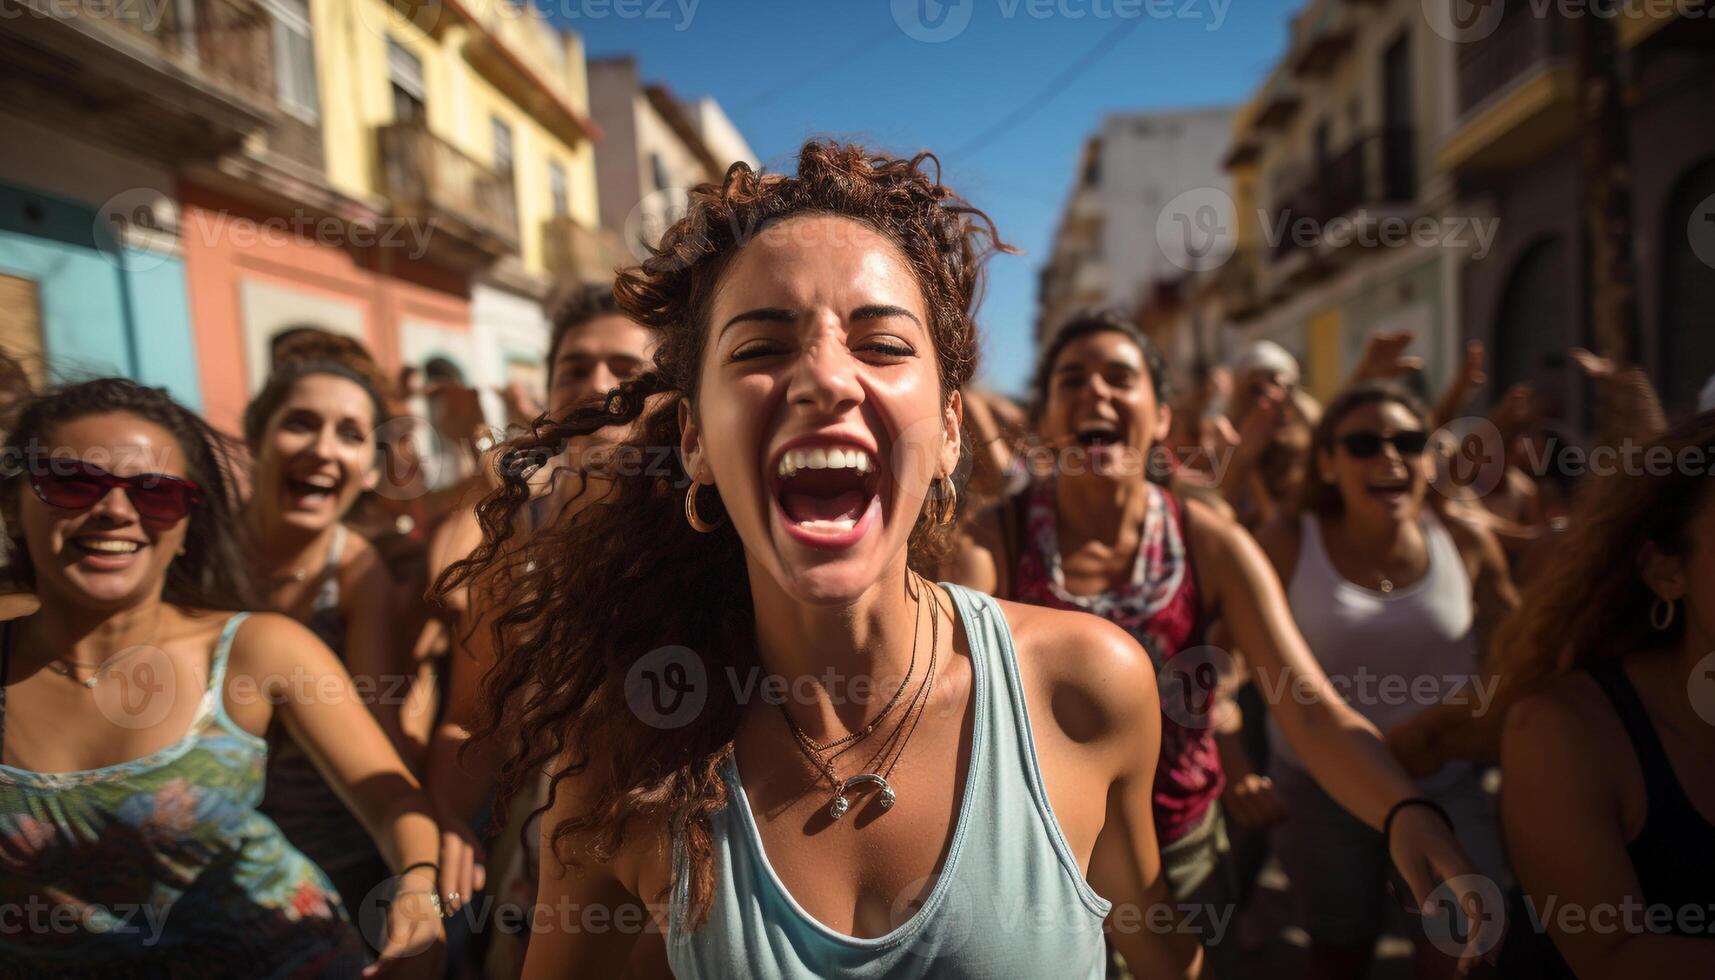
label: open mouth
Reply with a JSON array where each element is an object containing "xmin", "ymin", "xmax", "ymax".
[
  {"xmin": 285, "ymin": 473, "xmax": 341, "ymax": 507},
  {"xmin": 770, "ymin": 442, "xmax": 883, "ymax": 547},
  {"xmin": 69, "ymin": 536, "xmax": 145, "ymax": 566},
  {"xmin": 1074, "ymin": 421, "xmax": 1123, "ymax": 449},
  {"xmin": 1366, "ymin": 477, "xmax": 1413, "ymax": 500}
]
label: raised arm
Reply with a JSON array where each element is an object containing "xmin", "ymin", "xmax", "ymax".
[
  {"xmin": 232, "ymin": 612, "xmax": 447, "ymax": 976},
  {"xmin": 1196, "ymin": 506, "xmax": 1497, "ymax": 966}
]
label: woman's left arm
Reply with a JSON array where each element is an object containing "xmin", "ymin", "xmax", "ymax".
[
  {"xmin": 341, "ymin": 539, "xmax": 420, "ymax": 767},
  {"xmin": 1190, "ymin": 506, "xmax": 1499, "ymax": 970},
  {"xmin": 238, "ymin": 613, "xmax": 448, "ymax": 977}
]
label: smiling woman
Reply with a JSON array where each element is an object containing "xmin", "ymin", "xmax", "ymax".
[
  {"xmin": 445, "ymin": 141, "xmax": 1203, "ymax": 978},
  {"xmin": 0, "ymin": 378, "xmax": 446, "ymax": 977},
  {"xmin": 239, "ymin": 359, "xmax": 434, "ymax": 917}
]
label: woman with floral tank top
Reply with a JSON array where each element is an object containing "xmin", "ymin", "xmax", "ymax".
[
  {"xmin": 0, "ymin": 379, "xmax": 445, "ymax": 977},
  {"xmin": 949, "ymin": 310, "xmax": 1500, "ymax": 973}
]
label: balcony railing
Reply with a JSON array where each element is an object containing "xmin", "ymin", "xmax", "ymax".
[
  {"xmin": 1271, "ymin": 128, "xmax": 1416, "ymax": 261},
  {"xmin": 190, "ymin": 0, "xmax": 275, "ymax": 106},
  {"xmin": 542, "ymin": 216, "xmax": 627, "ymax": 283},
  {"xmin": 1457, "ymin": 4, "xmax": 1570, "ymax": 117},
  {"xmin": 377, "ymin": 121, "xmax": 519, "ymax": 260}
]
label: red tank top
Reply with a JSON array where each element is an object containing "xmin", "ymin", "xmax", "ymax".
[{"xmin": 1009, "ymin": 479, "xmax": 1221, "ymax": 844}]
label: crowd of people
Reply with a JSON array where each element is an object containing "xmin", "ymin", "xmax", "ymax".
[{"xmin": 0, "ymin": 141, "xmax": 1710, "ymax": 979}]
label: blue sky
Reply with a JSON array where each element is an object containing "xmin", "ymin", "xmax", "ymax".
[{"xmin": 553, "ymin": 0, "xmax": 1294, "ymax": 397}]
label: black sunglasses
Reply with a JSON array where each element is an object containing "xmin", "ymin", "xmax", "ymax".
[
  {"xmin": 1337, "ymin": 430, "xmax": 1430, "ymax": 459},
  {"xmin": 29, "ymin": 460, "xmax": 204, "ymax": 522}
]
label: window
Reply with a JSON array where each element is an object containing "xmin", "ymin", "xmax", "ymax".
[
  {"xmin": 649, "ymin": 152, "xmax": 670, "ymax": 193},
  {"xmin": 549, "ymin": 160, "xmax": 569, "ymax": 217},
  {"xmin": 491, "ymin": 116, "xmax": 514, "ymax": 177},
  {"xmin": 263, "ymin": 0, "xmax": 319, "ymax": 121},
  {"xmin": 388, "ymin": 39, "xmax": 425, "ymax": 122}
]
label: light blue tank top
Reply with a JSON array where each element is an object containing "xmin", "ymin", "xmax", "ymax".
[{"xmin": 666, "ymin": 583, "xmax": 1111, "ymax": 979}]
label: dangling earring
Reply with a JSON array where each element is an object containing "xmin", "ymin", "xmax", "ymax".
[
  {"xmin": 936, "ymin": 477, "xmax": 958, "ymax": 527},
  {"xmin": 1650, "ymin": 595, "xmax": 1678, "ymax": 632},
  {"xmin": 685, "ymin": 480, "xmax": 725, "ymax": 533}
]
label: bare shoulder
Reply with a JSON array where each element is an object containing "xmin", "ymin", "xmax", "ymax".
[
  {"xmin": 225, "ymin": 609, "xmax": 333, "ymax": 676},
  {"xmin": 997, "ymin": 598, "xmax": 1160, "ymax": 741},
  {"xmin": 1502, "ymin": 671, "xmax": 1616, "ymax": 773}
]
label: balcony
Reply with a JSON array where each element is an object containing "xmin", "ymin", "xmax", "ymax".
[
  {"xmin": 376, "ymin": 121, "xmax": 519, "ymax": 265},
  {"xmin": 542, "ymin": 216, "xmax": 627, "ymax": 283},
  {"xmin": 0, "ymin": 0, "xmax": 274, "ymax": 154},
  {"xmin": 1270, "ymin": 128, "xmax": 1417, "ymax": 264},
  {"xmin": 1439, "ymin": 6, "xmax": 1575, "ymax": 175}
]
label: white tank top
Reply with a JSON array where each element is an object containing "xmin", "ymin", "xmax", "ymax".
[{"xmin": 1267, "ymin": 511, "xmax": 1477, "ymax": 791}]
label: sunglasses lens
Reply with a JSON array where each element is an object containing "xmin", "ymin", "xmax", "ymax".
[
  {"xmin": 1395, "ymin": 431, "xmax": 1430, "ymax": 455},
  {"xmin": 1342, "ymin": 434, "xmax": 1383, "ymax": 458},
  {"xmin": 36, "ymin": 475, "xmax": 105, "ymax": 510},
  {"xmin": 128, "ymin": 483, "xmax": 192, "ymax": 521}
]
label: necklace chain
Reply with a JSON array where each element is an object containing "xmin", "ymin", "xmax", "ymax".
[{"xmin": 779, "ymin": 574, "xmax": 943, "ymax": 817}]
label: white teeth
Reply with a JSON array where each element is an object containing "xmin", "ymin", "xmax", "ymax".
[
  {"xmin": 80, "ymin": 540, "xmax": 140, "ymax": 554},
  {"xmin": 797, "ymin": 517, "xmax": 858, "ymax": 531},
  {"xmin": 775, "ymin": 447, "xmax": 876, "ymax": 480}
]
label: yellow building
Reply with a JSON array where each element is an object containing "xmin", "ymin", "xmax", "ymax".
[{"xmin": 163, "ymin": 0, "xmax": 615, "ymax": 431}]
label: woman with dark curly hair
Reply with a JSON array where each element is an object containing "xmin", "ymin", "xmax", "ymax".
[
  {"xmin": 1495, "ymin": 411, "xmax": 1715, "ymax": 977},
  {"xmin": 0, "ymin": 378, "xmax": 444, "ymax": 977},
  {"xmin": 445, "ymin": 141, "xmax": 1201, "ymax": 977}
]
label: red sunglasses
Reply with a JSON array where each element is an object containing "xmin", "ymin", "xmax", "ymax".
[{"xmin": 29, "ymin": 460, "xmax": 204, "ymax": 522}]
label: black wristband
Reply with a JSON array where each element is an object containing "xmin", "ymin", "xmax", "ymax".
[
  {"xmin": 399, "ymin": 860, "xmax": 439, "ymax": 879},
  {"xmin": 1384, "ymin": 796, "xmax": 1453, "ymax": 851}
]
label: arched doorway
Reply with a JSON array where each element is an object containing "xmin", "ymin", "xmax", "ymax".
[
  {"xmin": 1494, "ymin": 235, "xmax": 1574, "ymax": 419},
  {"xmin": 1661, "ymin": 159, "xmax": 1715, "ymax": 413}
]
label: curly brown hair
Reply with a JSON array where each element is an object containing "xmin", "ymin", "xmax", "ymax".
[
  {"xmin": 1493, "ymin": 411, "xmax": 1715, "ymax": 712},
  {"xmin": 440, "ymin": 141, "xmax": 1007, "ymax": 928}
]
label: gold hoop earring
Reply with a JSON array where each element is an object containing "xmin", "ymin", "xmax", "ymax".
[
  {"xmin": 936, "ymin": 478, "xmax": 958, "ymax": 527},
  {"xmin": 1650, "ymin": 595, "xmax": 1678, "ymax": 632},
  {"xmin": 685, "ymin": 481, "xmax": 725, "ymax": 533}
]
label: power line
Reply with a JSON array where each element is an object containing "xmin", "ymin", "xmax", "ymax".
[
  {"xmin": 951, "ymin": 16, "xmax": 1144, "ymax": 160},
  {"xmin": 732, "ymin": 23, "xmax": 904, "ymax": 115}
]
